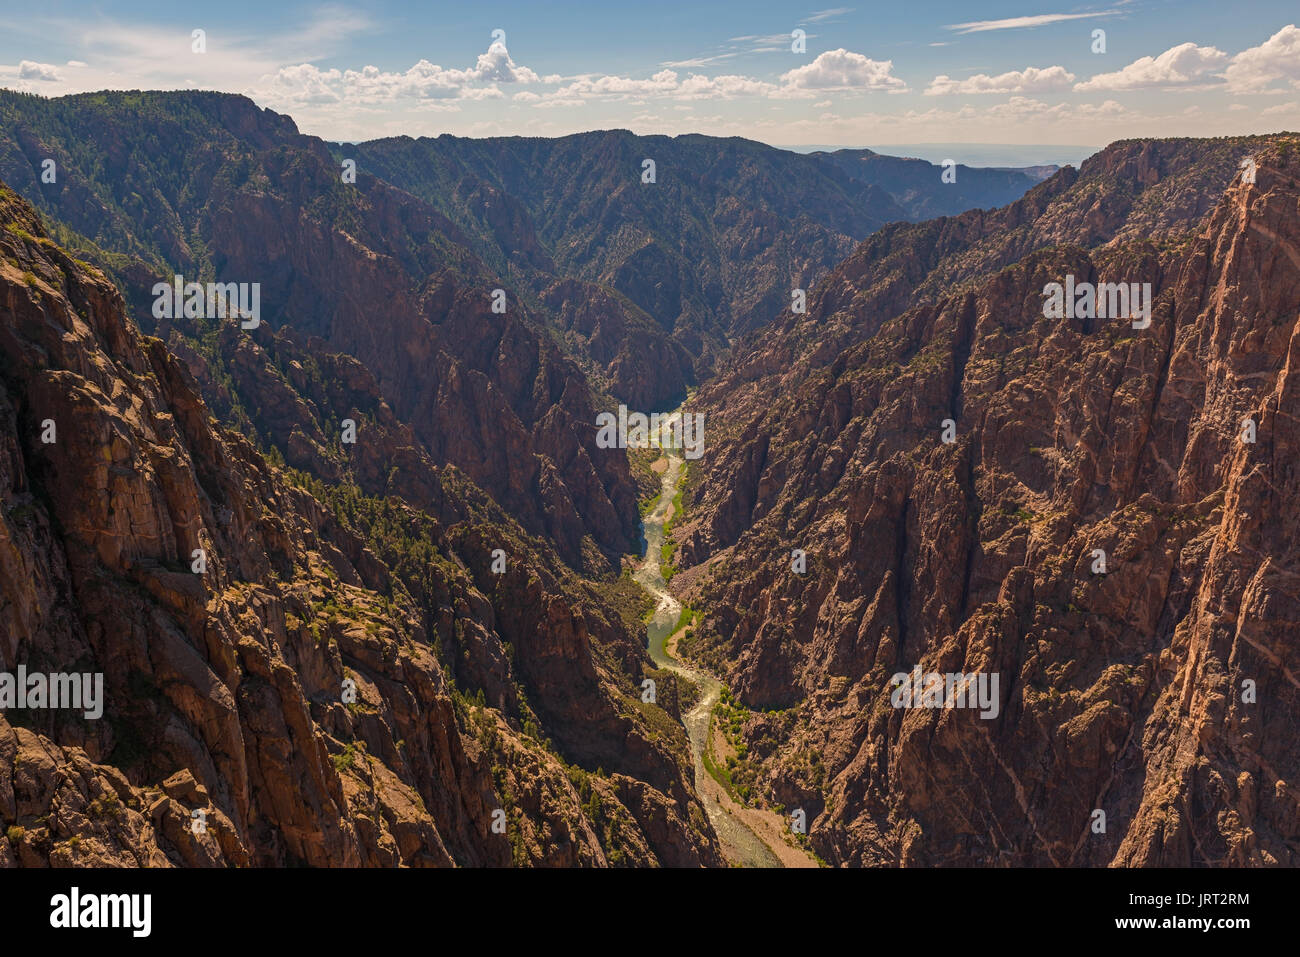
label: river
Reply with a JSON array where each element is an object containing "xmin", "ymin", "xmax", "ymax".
[{"xmin": 631, "ymin": 425, "xmax": 783, "ymax": 868}]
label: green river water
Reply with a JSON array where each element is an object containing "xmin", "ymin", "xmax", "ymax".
[{"xmin": 632, "ymin": 430, "xmax": 781, "ymax": 868}]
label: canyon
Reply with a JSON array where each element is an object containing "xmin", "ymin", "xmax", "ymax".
[{"xmin": 1, "ymin": 87, "xmax": 1296, "ymax": 868}]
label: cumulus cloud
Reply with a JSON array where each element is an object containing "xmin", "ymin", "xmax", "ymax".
[
  {"xmin": 778, "ymin": 49, "xmax": 907, "ymax": 93},
  {"xmin": 1223, "ymin": 25, "xmax": 1300, "ymax": 93},
  {"xmin": 977, "ymin": 96, "xmax": 1129, "ymax": 122},
  {"xmin": 268, "ymin": 63, "xmax": 342, "ymax": 104},
  {"xmin": 1074, "ymin": 42, "xmax": 1227, "ymax": 91},
  {"xmin": 678, "ymin": 73, "xmax": 778, "ymax": 99},
  {"xmin": 926, "ymin": 65, "xmax": 1075, "ymax": 95},
  {"xmin": 1261, "ymin": 100, "xmax": 1299, "ymax": 116},
  {"xmin": 538, "ymin": 68, "xmax": 780, "ymax": 104},
  {"xmin": 262, "ymin": 40, "xmax": 537, "ymax": 106},
  {"xmin": 472, "ymin": 41, "xmax": 540, "ymax": 84},
  {"xmin": 18, "ymin": 60, "xmax": 62, "ymax": 81},
  {"xmin": 519, "ymin": 48, "xmax": 905, "ymax": 107}
]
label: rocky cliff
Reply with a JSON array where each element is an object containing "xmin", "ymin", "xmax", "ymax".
[
  {"xmin": 0, "ymin": 182, "xmax": 720, "ymax": 867},
  {"xmin": 350, "ymin": 129, "xmax": 1051, "ymax": 384},
  {"xmin": 0, "ymin": 91, "xmax": 641, "ymax": 569},
  {"xmin": 675, "ymin": 135, "xmax": 1300, "ymax": 866}
]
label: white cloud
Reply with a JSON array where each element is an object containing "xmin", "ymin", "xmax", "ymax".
[
  {"xmin": 1261, "ymin": 101, "xmax": 1299, "ymax": 116},
  {"xmin": 728, "ymin": 32, "xmax": 808, "ymax": 48},
  {"xmin": 18, "ymin": 60, "xmax": 62, "ymax": 81},
  {"xmin": 946, "ymin": 11, "xmax": 1119, "ymax": 34},
  {"xmin": 517, "ymin": 48, "xmax": 907, "ymax": 109},
  {"xmin": 547, "ymin": 68, "xmax": 682, "ymax": 100},
  {"xmin": 805, "ymin": 7, "xmax": 854, "ymax": 23},
  {"xmin": 1074, "ymin": 42, "xmax": 1227, "ymax": 91},
  {"xmin": 472, "ymin": 41, "xmax": 540, "ymax": 84},
  {"xmin": 661, "ymin": 53, "xmax": 740, "ymax": 68},
  {"xmin": 926, "ymin": 65, "xmax": 1075, "ymax": 95},
  {"xmin": 678, "ymin": 73, "xmax": 776, "ymax": 99},
  {"xmin": 262, "ymin": 41, "xmax": 537, "ymax": 106},
  {"xmin": 978, "ymin": 96, "xmax": 1129, "ymax": 121},
  {"xmin": 778, "ymin": 49, "xmax": 907, "ymax": 93},
  {"xmin": 268, "ymin": 63, "xmax": 342, "ymax": 104},
  {"xmin": 529, "ymin": 68, "xmax": 784, "ymax": 106},
  {"xmin": 665, "ymin": 30, "xmax": 816, "ymax": 68},
  {"xmin": 1223, "ymin": 25, "xmax": 1300, "ymax": 93}
]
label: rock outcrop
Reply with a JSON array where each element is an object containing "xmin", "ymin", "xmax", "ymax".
[
  {"xmin": 676, "ymin": 135, "xmax": 1300, "ymax": 866},
  {"xmin": 0, "ymin": 182, "xmax": 720, "ymax": 867}
]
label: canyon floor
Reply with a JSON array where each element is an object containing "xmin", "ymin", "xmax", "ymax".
[{"xmin": 634, "ymin": 429, "xmax": 818, "ymax": 868}]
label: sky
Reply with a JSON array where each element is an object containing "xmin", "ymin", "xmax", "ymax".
[{"xmin": 1, "ymin": 1, "xmax": 1298, "ymax": 159}]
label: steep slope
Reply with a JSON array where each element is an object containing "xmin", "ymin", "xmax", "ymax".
[
  {"xmin": 673, "ymin": 135, "xmax": 1300, "ymax": 865},
  {"xmin": 350, "ymin": 130, "xmax": 902, "ymax": 357},
  {"xmin": 705, "ymin": 135, "xmax": 1283, "ymax": 449},
  {"xmin": 0, "ymin": 183, "xmax": 720, "ymax": 867},
  {"xmin": 349, "ymin": 131, "xmax": 1054, "ymax": 372},
  {"xmin": 0, "ymin": 92, "xmax": 1053, "ymax": 414},
  {"xmin": 810, "ymin": 148, "xmax": 1054, "ymax": 221},
  {"xmin": 0, "ymin": 90, "xmax": 638, "ymax": 568}
]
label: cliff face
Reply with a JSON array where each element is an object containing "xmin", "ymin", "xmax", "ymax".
[
  {"xmin": 0, "ymin": 91, "xmax": 1055, "ymax": 418},
  {"xmin": 0, "ymin": 91, "xmax": 640, "ymax": 568},
  {"xmin": 350, "ymin": 130, "xmax": 1052, "ymax": 379},
  {"xmin": 0, "ymin": 185, "xmax": 720, "ymax": 867},
  {"xmin": 809, "ymin": 148, "xmax": 1053, "ymax": 222},
  {"xmin": 676, "ymin": 136, "xmax": 1300, "ymax": 865}
]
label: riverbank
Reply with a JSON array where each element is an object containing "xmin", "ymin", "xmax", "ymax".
[{"xmin": 632, "ymin": 422, "xmax": 818, "ymax": 868}]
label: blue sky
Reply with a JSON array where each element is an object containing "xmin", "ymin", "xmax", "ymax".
[{"xmin": 1, "ymin": 1, "xmax": 1298, "ymax": 154}]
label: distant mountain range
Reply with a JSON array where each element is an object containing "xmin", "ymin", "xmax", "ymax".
[{"xmin": 0, "ymin": 91, "xmax": 1053, "ymax": 409}]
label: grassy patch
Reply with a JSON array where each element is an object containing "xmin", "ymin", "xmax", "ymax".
[{"xmin": 660, "ymin": 466, "xmax": 687, "ymax": 581}]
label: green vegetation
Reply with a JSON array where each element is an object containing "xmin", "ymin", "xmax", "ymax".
[
  {"xmin": 629, "ymin": 445, "xmax": 663, "ymax": 506},
  {"xmin": 597, "ymin": 566, "xmax": 656, "ymax": 639},
  {"xmin": 332, "ymin": 742, "xmax": 358, "ymax": 772},
  {"xmin": 87, "ymin": 793, "xmax": 124, "ymax": 821},
  {"xmin": 660, "ymin": 538, "xmax": 678, "ymax": 581},
  {"xmin": 642, "ymin": 665, "xmax": 701, "ymax": 717},
  {"xmin": 6, "ymin": 826, "xmax": 23, "ymax": 844},
  {"xmin": 659, "ymin": 465, "xmax": 687, "ymax": 581},
  {"xmin": 701, "ymin": 686, "xmax": 761, "ymax": 805}
]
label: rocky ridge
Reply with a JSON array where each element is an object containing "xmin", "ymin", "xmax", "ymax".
[{"xmin": 674, "ymin": 135, "xmax": 1300, "ymax": 866}]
